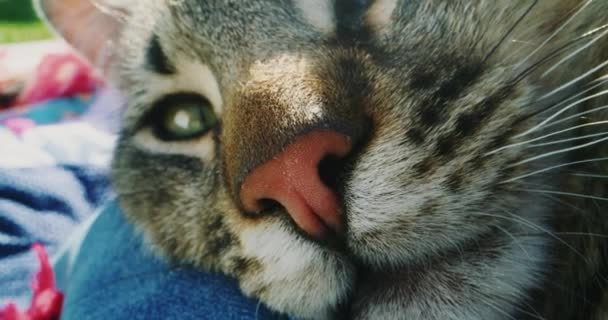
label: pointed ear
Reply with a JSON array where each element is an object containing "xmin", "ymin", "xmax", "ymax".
[{"xmin": 35, "ymin": 0, "xmax": 129, "ymax": 68}]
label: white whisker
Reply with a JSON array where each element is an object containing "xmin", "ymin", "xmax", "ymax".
[
  {"xmin": 478, "ymin": 298, "xmax": 519, "ymax": 320},
  {"xmin": 516, "ymin": 89, "xmax": 608, "ymax": 138},
  {"xmin": 556, "ymin": 232, "xmax": 608, "ymax": 238},
  {"xmin": 510, "ymin": 135, "xmax": 608, "ymax": 168},
  {"xmin": 480, "ymin": 209, "xmax": 587, "ymax": 262},
  {"xmin": 539, "ymin": 59, "xmax": 608, "ymax": 101},
  {"xmin": 581, "ymin": 23, "xmax": 608, "ymax": 37},
  {"xmin": 539, "ymin": 75, "xmax": 608, "ymax": 125},
  {"xmin": 542, "ymin": 27, "xmax": 608, "ymax": 77},
  {"xmin": 493, "ymin": 224, "xmax": 533, "ymax": 261},
  {"xmin": 515, "ymin": 188, "xmax": 608, "ymax": 202},
  {"xmin": 514, "ymin": 0, "xmax": 593, "ymax": 69},
  {"xmin": 541, "ymin": 104, "xmax": 608, "ymax": 131},
  {"xmin": 526, "ymin": 131, "xmax": 608, "ymax": 148},
  {"xmin": 536, "ymin": 192, "xmax": 588, "ymax": 215},
  {"xmin": 501, "ymin": 157, "xmax": 608, "ymax": 183},
  {"xmin": 570, "ymin": 173, "xmax": 608, "ymax": 178},
  {"xmin": 488, "ymin": 120, "xmax": 608, "ymax": 155},
  {"xmin": 537, "ymin": 76, "xmax": 608, "ymax": 125}
]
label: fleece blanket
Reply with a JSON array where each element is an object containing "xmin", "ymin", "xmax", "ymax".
[
  {"xmin": 0, "ymin": 40, "xmax": 116, "ymax": 309},
  {"xmin": 53, "ymin": 201, "xmax": 288, "ymax": 320}
]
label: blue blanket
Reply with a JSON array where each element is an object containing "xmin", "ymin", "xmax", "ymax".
[
  {"xmin": 55, "ymin": 201, "xmax": 288, "ymax": 320},
  {"xmin": 0, "ymin": 165, "xmax": 110, "ymax": 306}
]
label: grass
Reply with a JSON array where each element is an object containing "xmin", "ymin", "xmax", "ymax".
[
  {"xmin": 0, "ymin": 22, "xmax": 52, "ymax": 43},
  {"xmin": 0, "ymin": 0, "xmax": 53, "ymax": 43}
]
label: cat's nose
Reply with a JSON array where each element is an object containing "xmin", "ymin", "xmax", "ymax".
[{"xmin": 240, "ymin": 130, "xmax": 352, "ymax": 239}]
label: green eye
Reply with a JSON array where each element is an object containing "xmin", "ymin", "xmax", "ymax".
[{"xmin": 151, "ymin": 93, "xmax": 218, "ymax": 141}]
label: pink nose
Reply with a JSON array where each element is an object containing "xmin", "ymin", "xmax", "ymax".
[{"xmin": 240, "ymin": 130, "xmax": 353, "ymax": 239}]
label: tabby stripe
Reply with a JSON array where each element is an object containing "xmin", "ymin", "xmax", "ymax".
[
  {"xmin": 435, "ymin": 86, "xmax": 513, "ymax": 157},
  {"xmin": 334, "ymin": 0, "xmax": 372, "ymax": 41},
  {"xmin": 409, "ymin": 63, "xmax": 482, "ymax": 137},
  {"xmin": 145, "ymin": 34, "xmax": 176, "ymax": 75}
]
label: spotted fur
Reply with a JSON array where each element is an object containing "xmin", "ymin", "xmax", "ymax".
[{"xmin": 38, "ymin": 0, "xmax": 608, "ymax": 319}]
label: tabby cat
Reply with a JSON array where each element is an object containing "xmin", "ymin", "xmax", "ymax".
[{"xmin": 37, "ymin": 0, "xmax": 608, "ymax": 319}]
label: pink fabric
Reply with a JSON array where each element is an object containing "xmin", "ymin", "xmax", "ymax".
[
  {"xmin": 0, "ymin": 41, "xmax": 103, "ymax": 110},
  {"xmin": 0, "ymin": 244, "xmax": 64, "ymax": 320},
  {"xmin": 3, "ymin": 118, "xmax": 36, "ymax": 136},
  {"xmin": 16, "ymin": 53, "xmax": 102, "ymax": 106}
]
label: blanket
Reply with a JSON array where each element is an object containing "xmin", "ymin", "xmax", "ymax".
[
  {"xmin": 54, "ymin": 201, "xmax": 288, "ymax": 320},
  {"xmin": 0, "ymin": 41, "xmax": 115, "ymax": 309}
]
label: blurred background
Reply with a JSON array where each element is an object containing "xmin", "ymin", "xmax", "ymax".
[
  {"xmin": 1, "ymin": 1, "xmax": 118, "ymax": 314},
  {"xmin": 0, "ymin": 0, "xmax": 52, "ymax": 43}
]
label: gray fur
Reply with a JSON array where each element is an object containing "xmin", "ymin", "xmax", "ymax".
[{"xmin": 38, "ymin": 0, "xmax": 608, "ymax": 319}]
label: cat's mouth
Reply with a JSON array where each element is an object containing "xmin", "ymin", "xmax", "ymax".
[
  {"xmin": 267, "ymin": 197, "xmax": 506, "ymax": 274},
  {"xmin": 259, "ymin": 199, "xmax": 349, "ymax": 251}
]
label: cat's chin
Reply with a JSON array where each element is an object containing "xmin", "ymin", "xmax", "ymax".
[
  {"xmin": 348, "ymin": 231, "xmax": 548, "ymax": 320},
  {"xmin": 235, "ymin": 218, "xmax": 547, "ymax": 319},
  {"xmin": 236, "ymin": 221, "xmax": 355, "ymax": 319}
]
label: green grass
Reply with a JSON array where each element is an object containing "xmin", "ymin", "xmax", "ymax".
[
  {"xmin": 0, "ymin": 22, "xmax": 52, "ymax": 43},
  {"xmin": 0, "ymin": 0, "xmax": 53, "ymax": 43}
]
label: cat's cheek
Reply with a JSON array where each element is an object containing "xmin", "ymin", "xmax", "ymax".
[{"xmin": 231, "ymin": 220, "xmax": 355, "ymax": 319}]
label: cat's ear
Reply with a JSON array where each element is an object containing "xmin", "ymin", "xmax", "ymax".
[{"xmin": 35, "ymin": 0, "xmax": 129, "ymax": 68}]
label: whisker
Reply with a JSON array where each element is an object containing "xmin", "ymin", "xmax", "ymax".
[
  {"xmin": 541, "ymin": 102, "xmax": 608, "ymax": 131},
  {"xmin": 488, "ymin": 209, "xmax": 587, "ymax": 262},
  {"xmin": 510, "ymin": 75, "xmax": 608, "ymax": 132},
  {"xmin": 501, "ymin": 157, "xmax": 608, "ymax": 183},
  {"xmin": 512, "ymin": 301, "xmax": 547, "ymax": 320},
  {"xmin": 481, "ymin": 0, "xmax": 539, "ymax": 66},
  {"xmin": 514, "ymin": 0, "xmax": 593, "ymax": 69},
  {"xmin": 539, "ymin": 59, "xmax": 608, "ymax": 101},
  {"xmin": 581, "ymin": 22, "xmax": 608, "ymax": 37},
  {"xmin": 525, "ymin": 131, "xmax": 608, "ymax": 148},
  {"xmin": 542, "ymin": 26, "xmax": 608, "ymax": 77},
  {"xmin": 479, "ymin": 298, "xmax": 519, "ymax": 320},
  {"xmin": 570, "ymin": 173, "xmax": 608, "ymax": 178},
  {"xmin": 487, "ymin": 120, "xmax": 608, "ymax": 156},
  {"xmin": 556, "ymin": 232, "xmax": 608, "ymax": 239},
  {"xmin": 509, "ymin": 135, "xmax": 608, "ymax": 167},
  {"xmin": 493, "ymin": 224, "xmax": 533, "ymax": 261},
  {"xmin": 515, "ymin": 89, "xmax": 608, "ymax": 138},
  {"xmin": 510, "ymin": 27, "xmax": 608, "ymax": 85},
  {"xmin": 535, "ymin": 192, "xmax": 588, "ymax": 215},
  {"xmin": 513, "ymin": 188, "xmax": 608, "ymax": 203}
]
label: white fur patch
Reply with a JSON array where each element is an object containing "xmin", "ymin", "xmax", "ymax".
[
  {"xmin": 238, "ymin": 221, "xmax": 353, "ymax": 319},
  {"xmin": 366, "ymin": 0, "xmax": 398, "ymax": 32},
  {"xmin": 293, "ymin": 0, "xmax": 336, "ymax": 33}
]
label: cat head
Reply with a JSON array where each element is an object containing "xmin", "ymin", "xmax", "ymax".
[{"xmin": 38, "ymin": 0, "xmax": 608, "ymax": 318}]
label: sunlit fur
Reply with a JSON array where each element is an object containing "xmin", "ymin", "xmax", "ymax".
[{"xmin": 39, "ymin": 0, "xmax": 608, "ymax": 319}]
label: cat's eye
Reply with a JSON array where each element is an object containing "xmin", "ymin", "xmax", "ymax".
[{"xmin": 150, "ymin": 93, "xmax": 218, "ymax": 141}]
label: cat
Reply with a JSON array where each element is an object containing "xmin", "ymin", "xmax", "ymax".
[{"xmin": 37, "ymin": 0, "xmax": 608, "ymax": 319}]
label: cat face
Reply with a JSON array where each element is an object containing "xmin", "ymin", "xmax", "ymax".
[{"xmin": 39, "ymin": 0, "xmax": 608, "ymax": 318}]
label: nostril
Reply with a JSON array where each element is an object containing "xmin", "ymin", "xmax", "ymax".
[
  {"xmin": 318, "ymin": 154, "xmax": 344, "ymax": 193},
  {"xmin": 257, "ymin": 198, "xmax": 282, "ymax": 214}
]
